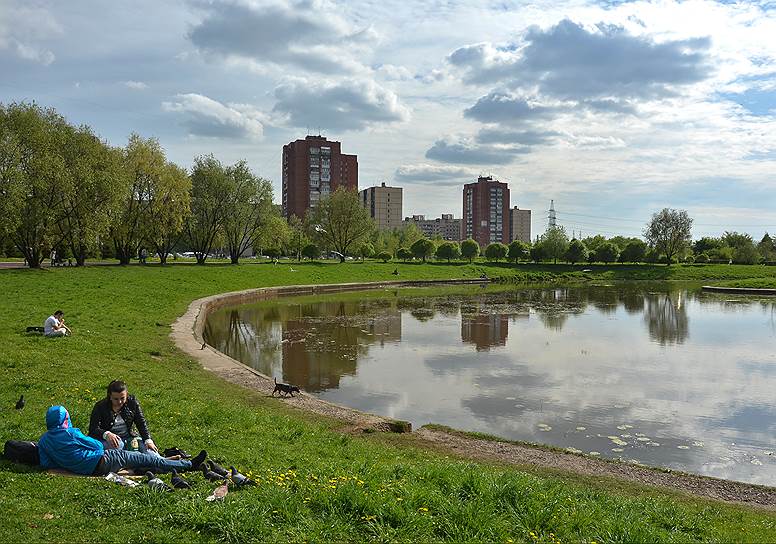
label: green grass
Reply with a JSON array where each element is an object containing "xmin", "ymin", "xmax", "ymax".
[
  {"xmin": 2, "ymin": 261, "xmax": 776, "ymax": 542},
  {"xmin": 716, "ymin": 277, "xmax": 776, "ymax": 289}
]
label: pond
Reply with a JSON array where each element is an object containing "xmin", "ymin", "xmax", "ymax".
[{"xmin": 203, "ymin": 282, "xmax": 776, "ymax": 485}]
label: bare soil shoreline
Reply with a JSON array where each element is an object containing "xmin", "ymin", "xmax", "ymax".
[{"xmin": 172, "ymin": 280, "xmax": 776, "ymax": 510}]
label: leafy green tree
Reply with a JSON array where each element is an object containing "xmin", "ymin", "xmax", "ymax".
[
  {"xmin": 564, "ymin": 239, "xmax": 588, "ymax": 264},
  {"xmin": 264, "ymin": 247, "xmax": 281, "ymax": 259},
  {"xmin": 541, "ymin": 226, "xmax": 569, "ymax": 264},
  {"xmin": 222, "ymin": 161, "xmax": 274, "ymax": 264},
  {"xmin": 693, "ymin": 237, "xmax": 722, "ymax": 255},
  {"xmin": 411, "ymin": 238, "xmax": 435, "ymax": 263},
  {"xmin": 255, "ymin": 215, "xmax": 290, "ymax": 257},
  {"xmin": 396, "ymin": 246, "xmax": 412, "ymax": 262},
  {"xmin": 309, "ymin": 187, "xmax": 374, "ymax": 262},
  {"xmin": 287, "ymin": 215, "xmax": 308, "ymax": 261},
  {"xmin": 508, "ymin": 240, "xmax": 530, "ymax": 263},
  {"xmin": 695, "ymin": 252, "xmax": 709, "ymax": 263},
  {"xmin": 460, "ymin": 239, "xmax": 479, "ymax": 263},
  {"xmin": 734, "ymin": 243, "xmax": 760, "ymax": 264},
  {"xmin": 581, "ymin": 235, "xmax": 606, "ymax": 254},
  {"xmin": 758, "ymin": 233, "xmax": 775, "ymax": 262},
  {"xmin": 644, "ymin": 208, "xmax": 693, "ymax": 265},
  {"xmin": 435, "ymin": 241, "xmax": 461, "ymax": 262},
  {"xmin": 530, "ymin": 243, "xmax": 547, "ymax": 262},
  {"xmin": 143, "ymin": 160, "xmax": 190, "ymax": 265},
  {"xmin": 399, "ymin": 224, "xmax": 423, "ymax": 252},
  {"xmin": 376, "ymin": 250, "xmax": 392, "ymax": 262},
  {"xmin": 358, "ymin": 242, "xmax": 374, "ymax": 261},
  {"xmin": 185, "ymin": 155, "xmax": 232, "ymax": 264},
  {"xmin": 484, "ymin": 242, "xmax": 508, "ymax": 261},
  {"xmin": 619, "ymin": 240, "xmax": 647, "ymax": 263},
  {"xmin": 301, "ymin": 243, "xmax": 319, "ymax": 260},
  {"xmin": 594, "ymin": 242, "xmax": 620, "ymax": 263},
  {"xmin": 0, "ymin": 103, "xmax": 70, "ymax": 267}
]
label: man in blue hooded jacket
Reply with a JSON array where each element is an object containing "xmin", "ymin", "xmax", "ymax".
[{"xmin": 38, "ymin": 406, "xmax": 206, "ymax": 475}]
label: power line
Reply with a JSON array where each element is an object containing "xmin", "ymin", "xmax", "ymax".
[{"xmin": 557, "ymin": 211, "xmax": 776, "ymax": 228}]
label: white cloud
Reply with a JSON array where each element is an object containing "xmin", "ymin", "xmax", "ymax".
[
  {"xmin": 395, "ymin": 163, "xmax": 478, "ymax": 184},
  {"xmin": 272, "ymin": 77, "xmax": 410, "ymax": 131},
  {"xmin": 124, "ymin": 81, "xmax": 148, "ymax": 90},
  {"xmin": 162, "ymin": 93, "xmax": 265, "ymax": 139},
  {"xmin": 0, "ymin": 5, "xmax": 61, "ymax": 65}
]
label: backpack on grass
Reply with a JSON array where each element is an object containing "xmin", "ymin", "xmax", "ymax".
[{"xmin": 3, "ymin": 440, "xmax": 40, "ymax": 466}]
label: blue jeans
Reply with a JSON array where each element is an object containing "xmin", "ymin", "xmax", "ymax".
[
  {"xmin": 100, "ymin": 449, "xmax": 192, "ymax": 474},
  {"xmin": 102, "ymin": 436, "xmax": 161, "ymax": 457}
]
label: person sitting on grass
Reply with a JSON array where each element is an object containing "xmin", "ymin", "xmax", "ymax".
[
  {"xmin": 38, "ymin": 405, "xmax": 206, "ymax": 476},
  {"xmin": 44, "ymin": 310, "xmax": 70, "ymax": 337},
  {"xmin": 88, "ymin": 380, "xmax": 159, "ymax": 456}
]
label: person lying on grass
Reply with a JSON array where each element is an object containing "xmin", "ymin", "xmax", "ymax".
[
  {"xmin": 44, "ymin": 310, "xmax": 70, "ymax": 337},
  {"xmin": 39, "ymin": 405, "xmax": 206, "ymax": 476},
  {"xmin": 88, "ymin": 380, "xmax": 159, "ymax": 455}
]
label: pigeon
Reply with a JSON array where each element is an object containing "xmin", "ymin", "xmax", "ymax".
[
  {"xmin": 201, "ymin": 463, "xmax": 227, "ymax": 482},
  {"xmin": 170, "ymin": 469, "xmax": 191, "ymax": 489},
  {"xmin": 230, "ymin": 466, "xmax": 255, "ymax": 487},
  {"xmin": 15, "ymin": 395, "xmax": 25, "ymax": 410},
  {"xmin": 205, "ymin": 482, "xmax": 229, "ymax": 502},
  {"xmin": 208, "ymin": 460, "xmax": 229, "ymax": 477},
  {"xmin": 145, "ymin": 471, "xmax": 173, "ymax": 492}
]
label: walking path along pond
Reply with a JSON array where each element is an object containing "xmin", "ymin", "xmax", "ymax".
[{"xmin": 203, "ymin": 282, "xmax": 776, "ymax": 486}]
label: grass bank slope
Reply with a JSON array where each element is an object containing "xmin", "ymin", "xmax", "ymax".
[{"xmin": 1, "ymin": 262, "xmax": 775, "ymax": 543}]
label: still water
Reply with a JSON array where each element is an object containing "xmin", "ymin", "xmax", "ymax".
[{"xmin": 204, "ymin": 283, "xmax": 776, "ymax": 485}]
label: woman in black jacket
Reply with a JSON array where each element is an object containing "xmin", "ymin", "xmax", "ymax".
[{"xmin": 88, "ymin": 380, "xmax": 159, "ymax": 456}]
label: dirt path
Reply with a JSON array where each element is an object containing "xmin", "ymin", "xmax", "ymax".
[{"xmin": 172, "ymin": 282, "xmax": 776, "ymax": 511}]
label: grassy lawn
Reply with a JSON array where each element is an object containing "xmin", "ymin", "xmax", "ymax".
[
  {"xmin": 2, "ymin": 261, "xmax": 776, "ymax": 542},
  {"xmin": 716, "ymin": 277, "xmax": 776, "ymax": 289}
]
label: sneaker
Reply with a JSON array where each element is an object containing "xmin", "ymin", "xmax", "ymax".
[{"xmin": 189, "ymin": 450, "xmax": 208, "ymax": 470}]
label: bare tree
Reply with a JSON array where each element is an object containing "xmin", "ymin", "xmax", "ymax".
[{"xmin": 644, "ymin": 208, "xmax": 693, "ymax": 264}]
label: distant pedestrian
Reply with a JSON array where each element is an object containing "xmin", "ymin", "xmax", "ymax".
[
  {"xmin": 50, "ymin": 249, "xmax": 56, "ymax": 267},
  {"xmin": 139, "ymin": 248, "xmax": 148, "ymax": 265}
]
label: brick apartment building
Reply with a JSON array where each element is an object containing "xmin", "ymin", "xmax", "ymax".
[
  {"xmin": 462, "ymin": 176, "xmax": 510, "ymax": 248},
  {"xmin": 509, "ymin": 207, "xmax": 531, "ymax": 243},
  {"xmin": 282, "ymin": 135, "xmax": 358, "ymax": 219},
  {"xmin": 403, "ymin": 214, "xmax": 462, "ymax": 241}
]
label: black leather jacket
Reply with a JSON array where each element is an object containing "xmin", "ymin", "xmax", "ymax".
[{"xmin": 88, "ymin": 395, "xmax": 152, "ymax": 442}]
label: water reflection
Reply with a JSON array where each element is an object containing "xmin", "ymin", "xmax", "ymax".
[{"xmin": 204, "ymin": 284, "xmax": 776, "ymax": 484}]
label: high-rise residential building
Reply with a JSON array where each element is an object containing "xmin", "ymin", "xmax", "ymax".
[
  {"xmin": 462, "ymin": 176, "xmax": 510, "ymax": 248},
  {"xmin": 282, "ymin": 135, "xmax": 358, "ymax": 219},
  {"xmin": 360, "ymin": 182, "xmax": 403, "ymax": 231},
  {"xmin": 403, "ymin": 214, "xmax": 462, "ymax": 241},
  {"xmin": 509, "ymin": 207, "xmax": 531, "ymax": 243}
]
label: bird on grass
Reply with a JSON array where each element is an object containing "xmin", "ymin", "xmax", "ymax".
[
  {"xmin": 15, "ymin": 395, "xmax": 25, "ymax": 410},
  {"xmin": 145, "ymin": 471, "xmax": 173, "ymax": 492},
  {"xmin": 208, "ymin": 459, "xmax": 229, "ymax": 477},
  {"xmin": 230, "ymin": 466, "xmax": 255, "ymax": 487},
  {"xmin": 205, "ymin": 482, "xmax": 229, "ymax": 502},
  {"xmin": 170, "ymin": 469, "xmax": 191, "ymax": 489},
  {"xmin": 201, "ymin": 463, "xmax": 227, "ymax": 482}
]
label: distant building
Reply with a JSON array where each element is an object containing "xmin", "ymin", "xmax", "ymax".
[
  {"xmin": 462, "ymin": 176, "xmax": 510, "ymax": 247},
  {"xmin": 509, "ymin": 207, "xmax": 531, "ymax": 243},
  {"xmin": 403, "ymin": 214, "xmax": 462, "ymax": 241},
  {"xmin": 360, "ymin": 183, "xmax": 403, "ymax": 231},
  {"xmin": 282, "ymin": 135, "xmax": 358, "ymax": 219}
]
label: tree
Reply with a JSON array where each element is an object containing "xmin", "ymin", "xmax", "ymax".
[
  {"xmin": 396, "ymin": 247, "xmax": 412, "ymax": 262},
  {"xmin": 758, "ymin": 233, "xmax": 775, "ymax": 262},
  {"xmin": 564, "ymin": 239, "xmax": 588, "ymax": 264},
  {"xmin": 399, "ymin": 224, "xmax": 423, "ymax": 252},
  {"xmin": 695, "ymin": 252, "xmax": 709, "ymax": 263},
  {"xmin": 410, "ymin": 238, "xmax": 435, "ymax": 263},
  {"xmin": 693, "ymin": 237, "xmax": 722, "ymax": 255},
  {"xmin": 644, "ymin": 208, "xmax": 692, "ymax": 265},
  {"xmin": 376, "ymin": 250, "xmax": 392, "ymax": 262},
  {"xmin": 222, "ymin": 160, "xmax": 274, "ymax": 264},
  {"xmin": 185, "ymin": 155, "xmax": 232, "ymax": 264},
  {"xmin": 484, "ymin": 242, "xmax": 508, "ymax": 261},
  {"xmin": 287, "ymin": 215, "xmax": 308, "ymax": 262},
  {"xmin": 530, "ymin": 243, "xmax": 547, "ymax": 262},
  {"xmin": 0, "ymin": 103, "xmax": 70, "ymax": 267},
  {"xmin": 53, "ymin": 125, "xmax": 123, "ymax": 266},
  {"xmin": 309, "ymin": 187, "xmax": 374, "ymax": 262},
  {"xmin": 594, "ymin": 242, "xmax": 620, "ymax": 263},
  {"xmin": 255, "ymin": 215, "xmax": 290, "ymax": 257},
  {"xmin": 143, "ymin": 160, "xmax": 190, "ymax": 265},
  {"xmin": 301, "ymin": 243, "xmax": 319, "ymax": 260},
  {"xmin": 358, "ymin": 242, "xmax": 374, "ymax": 261},
  {"xmin": 619, "ymin": 240, "xmax": 647, "ymax": 263},
  {"xmin": 460, "ymin": 239, "xmax": 480, "ymax": 263},
  {"xmin": 507, "ymin": 240, "xmax": 530, "ymax": 263},
  {"xmin": 541, "ymin": 226, "xmax": 569, "ymax": 264},
  {"xmin": 435, "ymin": 241, "xmax": 461, "ymax": 262}
]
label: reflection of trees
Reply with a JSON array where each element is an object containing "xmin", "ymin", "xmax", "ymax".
[
  {"xmin": 644, "ymin": 291, "xmax": 689, "ymax": 345},
  {"xmin": 203, "ymin": 308, "xmax": 282, "ymax": 376},
  {"xmin": 620, "ymin": 291, "xmax": 645, "ymax": 314},
  {"xmin": 537, "ymin": 310, "xmax": 570, "ymax": 331}
]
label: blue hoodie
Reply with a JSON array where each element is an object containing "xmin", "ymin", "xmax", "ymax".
[{"xmin": 38, "ymin": 406, "xmax": 104, "ymax": 475}]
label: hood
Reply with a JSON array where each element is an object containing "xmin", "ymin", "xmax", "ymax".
[{"xmin": 45, "ymin": 405, "xmax": 70, "ymax": 430}]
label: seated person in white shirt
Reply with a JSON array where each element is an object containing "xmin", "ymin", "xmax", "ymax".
[
  {"xmin": 87, "ymin": 380, "xmax": 160, "ymax": 457},
  {"xmin": 44, "ymin": 310, "xmax": 70, "ymax": 337}
]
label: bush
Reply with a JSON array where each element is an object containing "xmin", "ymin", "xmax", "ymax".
[
  {"xmin": 695, "ymin": 252, "xmax": 709, "ymax": 263},
  {"xmin": 301, "ymin": 243, "xmax": 319, "ymax": 260},
  {"xmin": 484, "ymin": 243, "xmax": 508, "ymax": 261},
  {"xmin": 396, "ymin": 247, "xmax": 412, "ymax": 262},
  {"xmin": 376, "ymin": 251, "xmax": 392, "ymax": 263}
]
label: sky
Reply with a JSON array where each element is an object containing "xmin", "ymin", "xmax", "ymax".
[{"xmin": 2, "ymin": 0, "xmax": 776, "ymax": 240}]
